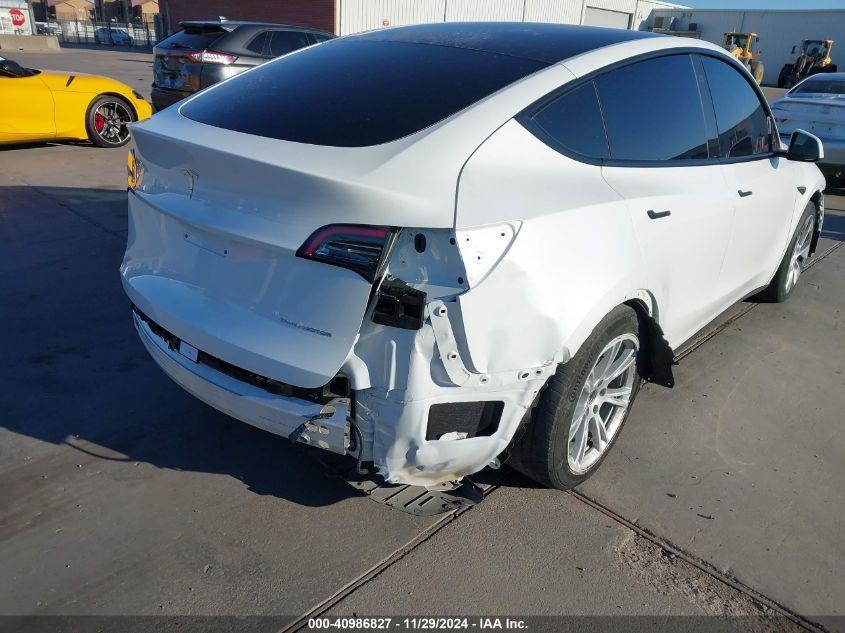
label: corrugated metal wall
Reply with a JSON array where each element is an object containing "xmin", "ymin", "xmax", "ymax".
[
  {"xmin": 523, "ymin": 0, "xmax": 583, "ymax": 25},
  {"xmin": 338, "ymin": 0, "xmax": 445, "ymax": 34},
  {"xmin": 337, "ymin": 0, "xmax": 682, "ymax": 35},
  {"xmin": 647, "ymin": 9, "xmax": 845, "ymax": 84}
]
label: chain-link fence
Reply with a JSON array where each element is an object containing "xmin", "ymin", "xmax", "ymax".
[{"xmin": 46, "ymin": 19, "xmax": 162, "ymax": 49}]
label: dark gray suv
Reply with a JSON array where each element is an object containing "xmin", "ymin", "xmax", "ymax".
[{"xmin": 151, "ymin": 20, "xmax": 334, "ymax": 111}]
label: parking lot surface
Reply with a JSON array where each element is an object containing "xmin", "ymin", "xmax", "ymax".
[{"xmin": 1, "ymin": 49, "xmax": 843, "ymax": 631}]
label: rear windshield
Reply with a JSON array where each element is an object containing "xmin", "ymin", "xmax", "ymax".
[
  {"xmin": 158, "ymin": 25, "xmax": 227, "ymax": 50},
  {"xmin": 790, "ymin": 77, "xmax": 845, "ymax": 95},
  {"xmin": 180, "ymin": 37, "xmax": 547, "ymax": 147}
]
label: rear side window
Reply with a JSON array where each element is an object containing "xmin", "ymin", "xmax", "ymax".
[
  {"xmin": 595, "ymin": 55, "xmax": 710, "ymax": 161},
  {"xmin": 159, "ymin": 25, "xmax": 226, "ymax": 50},
  {"xmin": 245, "ymin": 31, "xmax": 269, "ymax": 55},
  {"xmin": 268, "ymin": 30, "xmax": 312, "ymax": 57},
  {"xmin": 791, "ymin": 77, "xmax": 845, "ymax": 95},
  {"xmin": 530, "ymin": 82, "xmax": 609, "ymax": 159},
  {"xmin": 181, "ymin": 38, "xmax": 546, "ymax": 147},
  {"xmin": 700, "ymin": 56, "xmax": 771, "ymax": 158}
]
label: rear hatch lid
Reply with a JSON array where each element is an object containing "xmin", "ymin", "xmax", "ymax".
[
  {"xmin": 123, "ymin": 110, "xmax": 460, "ymax": 389},
  {"xmin": 153, "ymin": 23, "xmax": 229, "ymax": 92}
]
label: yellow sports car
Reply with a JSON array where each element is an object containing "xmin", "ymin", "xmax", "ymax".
[{"xmin": 0, "ymin": 55, "xmax": 152, "ymax": 148}]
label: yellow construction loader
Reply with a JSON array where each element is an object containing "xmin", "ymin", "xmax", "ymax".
[
  {"xmin": 778, "ymin": 40, "xmax": 836, "ymax": 88},
  {"xmin": 722, "ymin": 32, "xmax": 765, "ymax": 84}
]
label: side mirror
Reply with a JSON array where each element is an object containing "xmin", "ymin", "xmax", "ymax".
[{"xmin": 786, "ymin": 130, "xmax": 824, "ymax": 162}]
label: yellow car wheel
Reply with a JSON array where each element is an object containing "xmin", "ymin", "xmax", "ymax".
[{"xmin": 85, "ymin": 95, "xmax": 136, "ymax": 148}]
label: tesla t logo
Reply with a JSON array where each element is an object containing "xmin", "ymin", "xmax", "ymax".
[
  {"xmin": 9, "ymin": 9, "xmax": 25, "ymax": 26},
  {"xmin": 182, "ymin": 169, "xmax": 198, "ymax": 198}
]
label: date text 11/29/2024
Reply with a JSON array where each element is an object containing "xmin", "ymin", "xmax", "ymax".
[{"xmin": 307, "ymin": 617, "xmax": 528, "ymax": 630}]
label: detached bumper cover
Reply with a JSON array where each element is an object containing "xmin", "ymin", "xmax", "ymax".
[{"xmin": 133, "ymin": 311, "xmax": 350, "ymax": 454}]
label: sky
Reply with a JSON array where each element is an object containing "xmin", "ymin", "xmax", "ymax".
[{"xmin": 680, "ymin": 0, "xmax": 845, "ymax": 8}]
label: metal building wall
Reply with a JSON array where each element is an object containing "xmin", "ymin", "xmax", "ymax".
[
  {"xmin": 445, "ymin": 0, "xmax": 524, "ymax": 22},
  {"xmin": 337, "ymin": 0, "xmax": 682, "ymax": 35},
  {"xmin": 647, "ymin": 8, "xmax": 845, "ymax": 85},
  {"xmin": 337, "ymin": 0, "xmax": 446, "ymax": 35}
]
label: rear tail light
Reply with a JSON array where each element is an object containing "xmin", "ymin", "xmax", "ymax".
[
  {"xmin": 296, "ymin": 224, "xmax": 392, "ymax": 281},
  {"xmin": 187, "ymin": 50, "xmax": 237, "ymax": 65}
]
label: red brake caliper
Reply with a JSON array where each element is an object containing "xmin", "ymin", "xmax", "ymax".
[{"xmin": 94, "ymin": 112, "xmax": 105, "ymax": 133}]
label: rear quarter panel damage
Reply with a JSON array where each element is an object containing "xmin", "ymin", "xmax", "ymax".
[{"xmin": 453, "ymin": 119, "xmax": 650, "ymax": 375}]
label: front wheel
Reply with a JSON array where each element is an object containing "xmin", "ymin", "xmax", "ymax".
[
  {"xmin": 508, "ymin": 305, "xmax": 642, "ymax": 490},
  {"xmin": 756, "ymin": 202, "xmax": 816, "ymax": 303},
  {"xmin": 85, "ymin": 96, "xmax": 135, "ymax": 148}
]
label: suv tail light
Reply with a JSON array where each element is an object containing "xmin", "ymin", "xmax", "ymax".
[
  {"xmin": 296, "ymin": 224, "xmax": 392, "ymax": 282},
  {"xmin": 187, "ymin": 50, "xmax": 237, "ymax": 65}
]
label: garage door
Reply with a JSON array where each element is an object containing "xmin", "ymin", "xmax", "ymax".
[{"xmin": 584, "ymin": 7, "xmax": 632, "ymax": 29}]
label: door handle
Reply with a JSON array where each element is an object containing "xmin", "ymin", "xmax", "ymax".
[
  {"xmin": 647, "ymin": 209, "xmax": 671, "ymax": 220},
  {"xmin": 738, "ymin": 189, "xmax": 754, "ymax": 197}
]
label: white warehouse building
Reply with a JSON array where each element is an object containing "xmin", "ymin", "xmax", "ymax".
[
  {"xmin": 645, "ymin": 8, "xmax": 845, "ymax": 85},
  {"xmin": 336, "ymin": 0, "xmax": 685, "ymax": 35}
]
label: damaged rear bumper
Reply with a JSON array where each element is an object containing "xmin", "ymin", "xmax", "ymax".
[{"xmin": 133, "ymin": 311, "xmax": 351, "ymax": 455}]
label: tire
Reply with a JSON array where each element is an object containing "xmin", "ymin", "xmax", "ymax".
[
  {"xmin": 508, "ymin": 305, "xmax": 642, "ymax": 490},
  {"xmin": 85, "ymin": 95, "xmax": 135, "ymax": 148},
  {"xmin": 756, "ymin": 202, "xmax": 816, "ymax": 303}
]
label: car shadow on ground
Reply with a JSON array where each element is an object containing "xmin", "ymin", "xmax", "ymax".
[{"xmin": 0, "ymin": 185, "xmax": 361, "ymax": 508}]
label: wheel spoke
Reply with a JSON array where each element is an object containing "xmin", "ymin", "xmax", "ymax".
[
  {"xmin": 590, "ymin": 413, "xmax": 609, "ymax": 453},
  {"xmin": 595, "ymin": 341, "xmax": 620, "ymax": 380},
  {"xmin": 571, "ymin": 419, "xmax": 589, "ymax": 467},
  {"xmin": 604, "ymin": 348, "xmax": 636, "ymax": 384},
  {"xmin": 603, "ymin": 385, "xmax": 632, "ymax": 408},
  {"xmin": 569, "ymin": 391, "xmax": 590, "ymax": 441}
]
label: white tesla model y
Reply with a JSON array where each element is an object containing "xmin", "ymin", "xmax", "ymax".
[{"xmin": 122, "ymin": 23, "xmax": 825, "ymax": 493}]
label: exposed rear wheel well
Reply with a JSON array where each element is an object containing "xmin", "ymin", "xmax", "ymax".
[
  {"xmin": 624, "ymin": 299, "xmax": 675, "ymax": 388},
  {"xmin": 809, "ymin": 192, "xmax": 823, "ymax": 256}
]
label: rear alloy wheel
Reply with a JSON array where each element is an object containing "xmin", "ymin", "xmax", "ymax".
[
  {"xmin": 568, "ymin": 334, "xmax": 638, "ymax": 474},
  {"xmin": 784, "ymin": 212, "xmax": 815, "ymax": 295},
  {"xmin": 757, "ymin": 202, "xmax": 816, "ymax": 302},
  {"xmin": 86, "ymin": 96, "xmax": 135, "ymax": 148},
  {"xmin": 508, "ymin": 305, "xmax": 642, "ymax": 489}
]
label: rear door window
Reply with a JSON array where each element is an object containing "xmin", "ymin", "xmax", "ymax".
[
  {"xmin": 699, "ymin": 56, "xmax": 772, "ymax": 158},
  {"xmin": 245, "ymin": 31, "xmax": 269, "ymax": 56},
  {"xmin": 181, "ymin": 38, "xmax": 546, "ymax": 147},
  {"xmin": 528, "ymin": 82, "xmax": 610, "ymax": 159},
  {"xmin": 595, "ymin": 54, "xmax": 710, "ymax": 162},
  {"xmin": 159, "ymin": 25, "xmax": 226, "ymax": 51},
  {"xmin": 267, "ymin": 30, "xmax": 312, "ymax": 57}
]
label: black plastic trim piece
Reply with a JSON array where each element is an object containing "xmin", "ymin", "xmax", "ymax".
[
  {"xmin": 425, "ymin": 401, "xmax": 504, "ymax": 441},
  {"xmin": 371, "ymin": 276, "xmax": 426, "ymax": 330}
]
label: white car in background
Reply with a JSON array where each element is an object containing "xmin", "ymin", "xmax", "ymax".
[
  {"xmin": 772, "ymin": 72, "xmax": 845, "ymax": 181},
  {"xmin": 121, "ymin": 23, "xmax": 825, "ymax": 494}
]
